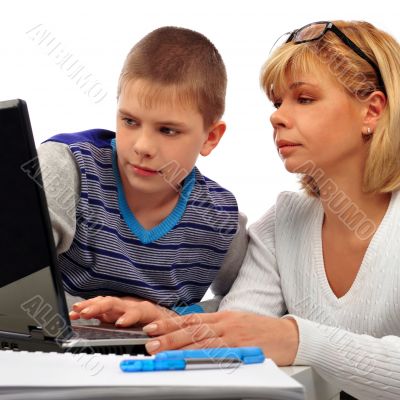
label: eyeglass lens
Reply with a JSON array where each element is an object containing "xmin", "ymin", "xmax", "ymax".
[{"xmin": 293, "ymin": 23, "xmax": 326, "ymax": 42}]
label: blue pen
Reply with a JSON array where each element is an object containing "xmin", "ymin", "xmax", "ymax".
[
  {"xmin": 120, "ymin": 357, "xmax": 243, "ymax": 372},
  {"xmin": 155, "ymin": 347, "xmax": 265, "ymax": 365},
  {"xmin": 120, "ymin": 347, "xmax": 265, "ymax": 373}
]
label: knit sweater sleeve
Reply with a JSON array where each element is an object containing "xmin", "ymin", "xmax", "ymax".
[
  {"xmin": 218, "ymin": 205, "xmax": 287, "ymax": 316},
  {"xmin": 37, "ymin": 141, "xmax": 80, "ymax": 254},
  {"xmin": 286, "ymin": 315, "xmax": 400, "ymax": 399},
  {"xmin": 218, "ymin": 191, "xmax": 400, "ymax": 398}
]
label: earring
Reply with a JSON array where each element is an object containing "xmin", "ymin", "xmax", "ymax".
[{"xmin": 362, "ymin": 127, "xmax": 373, "ymax": 142}]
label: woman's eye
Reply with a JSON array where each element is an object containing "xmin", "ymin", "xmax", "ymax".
[
  {"xmin": 298, "ymin": 97, "xmax": 313, "ymax": 104},
  {"xmin": 273, "ymin": 101, "xmax": 282, "ymax": 109},
  {"xmin": 122, "ymin": 117, "xmax": 137, "ymax": 127},
  {"xmin": 160, "ymin": 127, "xmax": 179, "ymax": 135}
]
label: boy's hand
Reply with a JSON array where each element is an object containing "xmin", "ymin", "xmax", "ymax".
[{"xmin": 69, "ymin": 296, "xmax": 176, "ymax": 327}]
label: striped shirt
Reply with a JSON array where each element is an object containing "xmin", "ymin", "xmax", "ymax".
[{"xmin": 46, "ymin": 129, "xmax": 238, "ymax": 307}]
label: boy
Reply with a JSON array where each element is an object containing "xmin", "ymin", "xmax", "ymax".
[{"xmin": 38, "ymin": 26, "xmax": 247, "ymax": 325}]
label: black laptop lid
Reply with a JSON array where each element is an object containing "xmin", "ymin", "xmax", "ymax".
[{"xmin": 0, "ymin": 99, "xmax": 71, "ymax": 339}]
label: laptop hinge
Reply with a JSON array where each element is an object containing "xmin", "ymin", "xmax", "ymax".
[
  {"xmin": 29, "ymin": 326, "xmax": 46, "ymax": 340},
  {"xmin": 28, "ymin": 325, "xmax": 71, "ymax": 343}
]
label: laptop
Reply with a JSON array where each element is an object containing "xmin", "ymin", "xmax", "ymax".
[{"xmin": 0, "ymin": 99, "xmax": 149, "ymax": 355}]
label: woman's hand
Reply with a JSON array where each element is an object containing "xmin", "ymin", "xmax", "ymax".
[
  {"xmin": 142, "ymin": 311, "xmax": 299, "ymax": 366},
  {"xmin": 69, "ymin": 295, "xmax": 175, "ymax": 327}
]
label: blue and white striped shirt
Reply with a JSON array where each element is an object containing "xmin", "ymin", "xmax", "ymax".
[{"xmin": 46, "ymin": 129, "xmax": 238, "ymax": 307}]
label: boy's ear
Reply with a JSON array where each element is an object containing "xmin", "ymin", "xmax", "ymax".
[{"xmin": 200, "ymin": 121, "xmax": 226, "ymax": 157}]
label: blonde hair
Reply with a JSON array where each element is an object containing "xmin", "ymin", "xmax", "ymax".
[
  {"xmin": 261, "ymin": 20, "xmax": 400, "ymax": 196},
  {"xmin": 118, "ymin": 26, "xmax": 227, "ymax": 129}
]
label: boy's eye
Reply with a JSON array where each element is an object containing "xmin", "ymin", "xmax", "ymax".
[
  {"xmin": 122, "ymin": 117, "xmax": 137, "ymax": 126},
  {"xmin": 160, "ymin": 127, "xmax": 179, "ymax": 135}
]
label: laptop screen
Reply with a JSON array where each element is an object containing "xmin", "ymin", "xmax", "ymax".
[
  {"xmin": 0, "ymin": 100, "xmax": 53, "ymax": 286},
  {"xmin": 0, "ymin": 99, "xmax": 70, "ymax": 338}
]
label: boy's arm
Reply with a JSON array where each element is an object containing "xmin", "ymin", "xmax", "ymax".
[
  {"xmin": 197, "ymin": 212, "xmax": 248, "ymax": 312},
  {"xmin": 37, "ymin": 141, "xmax": 80, "ymax": 254},
  {"xmin": 211, "ymin": 212, "xmax": 248, "ymax": 295}
]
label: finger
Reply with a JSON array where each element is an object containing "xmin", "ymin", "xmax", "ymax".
[
  {"xmin": 115, "ymin": 309, "xmax": 142, "ymax": 327},
  {"xmin": 72, "ymin": 300, "xmax": 91, "ymax": 312},
  {"xmin": 97, "ymin": 313, "xmax": 118, "ymax": 323},
  {"xmin": 116, "ymin": 302, "xmax": 165, "ymax": 327},
  {"xmin": 72, "ymin": 296, "xmax": 107, "ymax": 311},
  {"xmin": 145, "ymin": 319, "xmax": 221, "ymax": 354},
  {"xmin": 78, "ymin": 304, "xmax": 106, "ymax": 319},
  {"xmin": 68, "ymin": 310, "xmax": 81, "ymax": 320},
  {"xmin": 144, "ymin": 312, "xmax": 219, "ymax": 336},
  {"xmin": 79, "ymin": 297, "xmax": 124, "ymax": 319}
]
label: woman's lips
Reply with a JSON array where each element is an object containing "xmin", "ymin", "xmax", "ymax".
[{"xmin": 276, "ymin": 140, "xmax": 301, "ymax": 156}]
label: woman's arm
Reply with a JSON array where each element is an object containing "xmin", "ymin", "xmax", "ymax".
[
  {"xmin": 217, "ymin": 203, "xmax": 400, "ymax": 398},
  {"xmin": 142, "ymin": 309, "xmax": 400, "ymax": 399},
  {"xmin": 219, "ymin": 205, "xmax": 287, "ymax": 317},
  {"xmin": 288, "ymin": 316, "xmax": 400, "ymax": 400},
  {"xmin": 141, "ymin": 200, "xmax": 400, "ymax": 398}
]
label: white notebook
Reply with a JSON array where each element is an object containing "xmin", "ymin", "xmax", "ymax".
[{"xmin": 0, "ymin": 350, "xmax": 304, "ymax": 399}]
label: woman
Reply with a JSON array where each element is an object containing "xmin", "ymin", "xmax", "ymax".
[{"xmin": 139, "ymin": 21, "xmax": 400, "ymax": 399}]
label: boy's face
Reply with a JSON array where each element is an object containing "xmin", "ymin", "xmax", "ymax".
[{"xmin": 116, "ymin": 79, "xmax": 225, "ymax": 199}]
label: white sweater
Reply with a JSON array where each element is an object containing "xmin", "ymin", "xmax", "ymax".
[{"xmin": 220, "ymin": 190, "xmax": 400, "ymax": 399}]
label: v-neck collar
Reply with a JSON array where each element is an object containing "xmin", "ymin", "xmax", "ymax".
[
  {"xmin": 111, "ymin": 139, "xmax": 196, "ymax": 244},
  {"xmin": 313, "ymin": 191, "xmax": 396, "ymax": 305}
]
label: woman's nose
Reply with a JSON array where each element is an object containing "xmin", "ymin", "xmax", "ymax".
[{"xmin": 270, "ymin": 103, "xmax": 291, "ymax": 130}]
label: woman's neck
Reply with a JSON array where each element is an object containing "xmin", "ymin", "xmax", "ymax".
[{"xmin": 317, "ymin": 174, "xmax": 391, "ymax": 240}]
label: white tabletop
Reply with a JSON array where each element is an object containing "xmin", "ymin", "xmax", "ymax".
[{"xmin": 283, "ymin": 366, "xmax": 340, "ymax": 400}]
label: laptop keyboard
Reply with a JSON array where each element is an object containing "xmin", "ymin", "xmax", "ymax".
[{"xmin": 72, "ymin": 325, "xmax": 146, "ymax": 340}]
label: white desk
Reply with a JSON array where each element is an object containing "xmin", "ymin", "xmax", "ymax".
[
  {"xmin": 284, "ymin": 366, "xmax": 340, "ymax": 400},
  {"xmin": 64, "ymin": 294, "xmax": 341, "ymax": 400},
  {"xmin": 0, "ymin": 351, "xmax": 340, "ymax": 400},
  {"xmin": 0, "ymin": 350, "xmax": 303, "ymax": 399}
]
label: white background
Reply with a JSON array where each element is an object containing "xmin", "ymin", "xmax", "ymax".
[{"xmin": 1, "ymin": 0, "xmax": 398, "ymax": 224}]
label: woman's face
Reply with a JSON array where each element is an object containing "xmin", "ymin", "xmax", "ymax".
[{"xmin": 269, "ymin": 67, "xmax": 368, "ymax": 180}]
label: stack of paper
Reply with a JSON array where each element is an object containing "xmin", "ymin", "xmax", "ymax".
[{"xmin": 0, "ymin": 350, "xmax": 304, "ymax": 399}]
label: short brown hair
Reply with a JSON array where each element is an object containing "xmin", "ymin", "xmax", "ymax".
[
  {"xmin": 118, "ymin": 26, "xmax": 227, "ymax": 129},
  {"xmin": 261, "ymin": 21, "xmax": 400, "ymax": 196}
]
